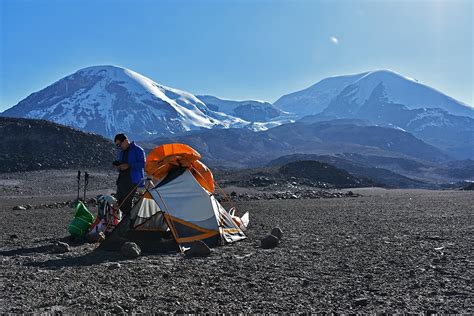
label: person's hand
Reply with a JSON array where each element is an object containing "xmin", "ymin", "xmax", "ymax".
[{"xmin": 119, "ymin": 163, "xmax": 129, "ymax": 171}]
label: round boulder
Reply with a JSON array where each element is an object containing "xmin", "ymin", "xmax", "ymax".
[
  {"xmin": 53, "ymin": 241, "xmax": 70, "ymax": 253},
  {"xmin": 260, "ymin": 234, "xmax": 279, "ymax": 249},
  {"xmin": 271, "ymin": 227, "xmax": 283, "ymax": 240},
  {"xmin": 121, "ymin": 242, "xmax": 141, "ymax": 258}
]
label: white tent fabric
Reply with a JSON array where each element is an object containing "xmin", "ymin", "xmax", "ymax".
[
  {"xmin": 150, "ymin": 170, "xmax": 219, "ymax": 229},
  {"xmin": 136, "ymin": 196, "xmax": 162, "ymax": 219}
]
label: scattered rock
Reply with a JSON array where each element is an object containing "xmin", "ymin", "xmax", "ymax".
[
  {"xmin": 270, "ymin": 227, "xmax": 283, "ymax": 240},
  {"xmin": 52, "ymin": 241, "xmax": 70, "ymax": 253},
  {"xmin": 185, "ymin": 240, "xmax": 211, "ymax": 257},
  {"xmin": 13, "ymin": 205, "xmax": 26, "ymax": 210},
  {"xmin": 113, "ymin": 305, "xmax": 125, "ymax": 314},
  {"xmin": 261, "ymin": 234, "xmax": 279, "ymax": 249},
  {"xmin": 121, "ymin": 242, "xmax": 141, "ymax": 258},
  {"xmin": 249, "ymin": 176, "xmax": 274, "ymax": 187},
  {"xmin": 108, "ymin": 262, "xmax": 121, "ymax": 270},
  {"xmin": 353, "ymin": 297, "xmax": 369, "ymax": 307},
  {"xmin": 218, "ymin": 188, "xmax": 355, "ymax": 202}
]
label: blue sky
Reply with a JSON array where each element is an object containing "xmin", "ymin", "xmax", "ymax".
[{"xmin": 0, "ymin": 0, "xmax": 472, "ymax": 111}]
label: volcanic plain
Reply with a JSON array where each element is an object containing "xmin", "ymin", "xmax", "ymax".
[{"xmin": 0, "ymin": 169, "xmax": 472, "ymax": 313}]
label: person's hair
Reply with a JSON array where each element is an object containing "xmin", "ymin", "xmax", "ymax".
[{"xmin": 114, "ymin": 133, "xmax": 127, "ymax": 142}]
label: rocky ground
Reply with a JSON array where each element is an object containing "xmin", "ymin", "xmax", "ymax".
[{"xmin": 0, "ymin": 169, "xmax": 473, "ymax": 313}]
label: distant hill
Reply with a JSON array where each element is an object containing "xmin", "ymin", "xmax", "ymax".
[
  {"xmin": 268, "ymin": 154, "xmax": 427, "ymax": 188},
  {"xmin": 0, "ymin": 117, "xmax": 115, "ymax": 172},
  {"xmin": 279, "ymin": 160, "xmax": 375, "ymax": 188}
]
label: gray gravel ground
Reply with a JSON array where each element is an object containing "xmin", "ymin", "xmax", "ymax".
[{"xmin": 0, "ymin": 171, "xmax": 473, "ymax": 313}]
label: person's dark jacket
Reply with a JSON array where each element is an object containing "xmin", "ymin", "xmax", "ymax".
[{"xmin": 116, "ymin": 141, "xmax": 145, "ymax": 186}]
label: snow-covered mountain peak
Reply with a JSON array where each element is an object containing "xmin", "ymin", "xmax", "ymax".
[
  {"xmin": 274, "ymin": 69, "xmax": 473, "ymax": 118},
  {"xmin": 1, "ymin": 65, "xmax": 244, "ymax": 138},
  {"xmin": 75, "ymin": 65, "xmax": 207, "ymax": 111},
  {"xmin": 356, "ymin": 69, "xmax": 418, "ymax": 84}
]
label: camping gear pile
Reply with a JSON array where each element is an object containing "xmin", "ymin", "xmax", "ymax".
[
  {"xmin": 88, "ymin": 195, "xmax": 122, "ymax": 238},
  {"xmin": 98, "ymin": 143, "xmax": 249, "ymax": 252}
]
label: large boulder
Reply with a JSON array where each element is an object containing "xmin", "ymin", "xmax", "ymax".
[
  {"xmin": 260, "ymin": 234, "xmax": 279, "ymax": 249},
  {"xmin": 121, "ymin": 242, "xmax": 141, "ymax": 258}
]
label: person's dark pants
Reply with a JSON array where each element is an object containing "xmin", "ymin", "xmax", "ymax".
[{"xmin": 116, "ymin": 176, "xmax": 137, "ymax": 215}]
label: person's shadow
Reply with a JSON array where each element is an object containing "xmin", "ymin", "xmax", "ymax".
[
  {"xmin": 1, "ymin": 236, "xmax": 123, "ymax": 268},
  {"xmin": 26, "ymin": 249, "xmax": 124, "ymax": 268},
  {"xmin": 2, "ymin": 235, "xmax": 179, "ymax": 269}
]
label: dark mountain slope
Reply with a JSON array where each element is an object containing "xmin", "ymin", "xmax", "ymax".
[{"xmin": 0, "ymin": 117, "xmax": 115, "ymax": 172}]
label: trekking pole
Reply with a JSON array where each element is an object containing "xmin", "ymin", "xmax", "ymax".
[
  {"xmin": 84, "ymin": 172, "xmax": 89, "ymax": 202},
  {"xmin": 77, "ymin": 170, "xmax": 81, "ymax": 201}
]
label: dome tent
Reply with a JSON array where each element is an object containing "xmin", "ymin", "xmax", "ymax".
[{"xmin": 99, "ymin": 144, "xmax": 247, "ymax": 252}]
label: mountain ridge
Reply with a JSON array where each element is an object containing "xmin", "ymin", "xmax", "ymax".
[{"xmin": 149, "ymin": 120, "xmax": 451, "ymax": 168}]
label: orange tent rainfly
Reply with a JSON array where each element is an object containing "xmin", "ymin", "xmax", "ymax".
[{"xmin": 145, "ymin": 143, "xmax": 216, "ymax": 192}]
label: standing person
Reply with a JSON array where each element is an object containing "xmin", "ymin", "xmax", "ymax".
[{"xmin": 113, "ymin": 133, "xmax": 145, "ymax": 215}]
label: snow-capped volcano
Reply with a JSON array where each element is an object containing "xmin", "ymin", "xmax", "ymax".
[
  {"xmin": 1, "ymin": 65, "xmax": 250, "ymax": 139},
  {"xmin": 274, "ymin": 69, "xmax": 473, "ymax": 118},
  {"xmin": 291, "ymin": 70, "xmax": 474, "ymax": 159}
]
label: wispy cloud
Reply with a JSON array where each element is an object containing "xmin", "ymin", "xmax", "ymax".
[{"xmin": 330, "ymin": 36, "xmax": 339, "ymax": 45}]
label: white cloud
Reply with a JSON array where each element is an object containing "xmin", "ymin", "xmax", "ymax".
[{"xmin": 330, "ymin": 36, "xmax": 339, "ymax": 45}]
